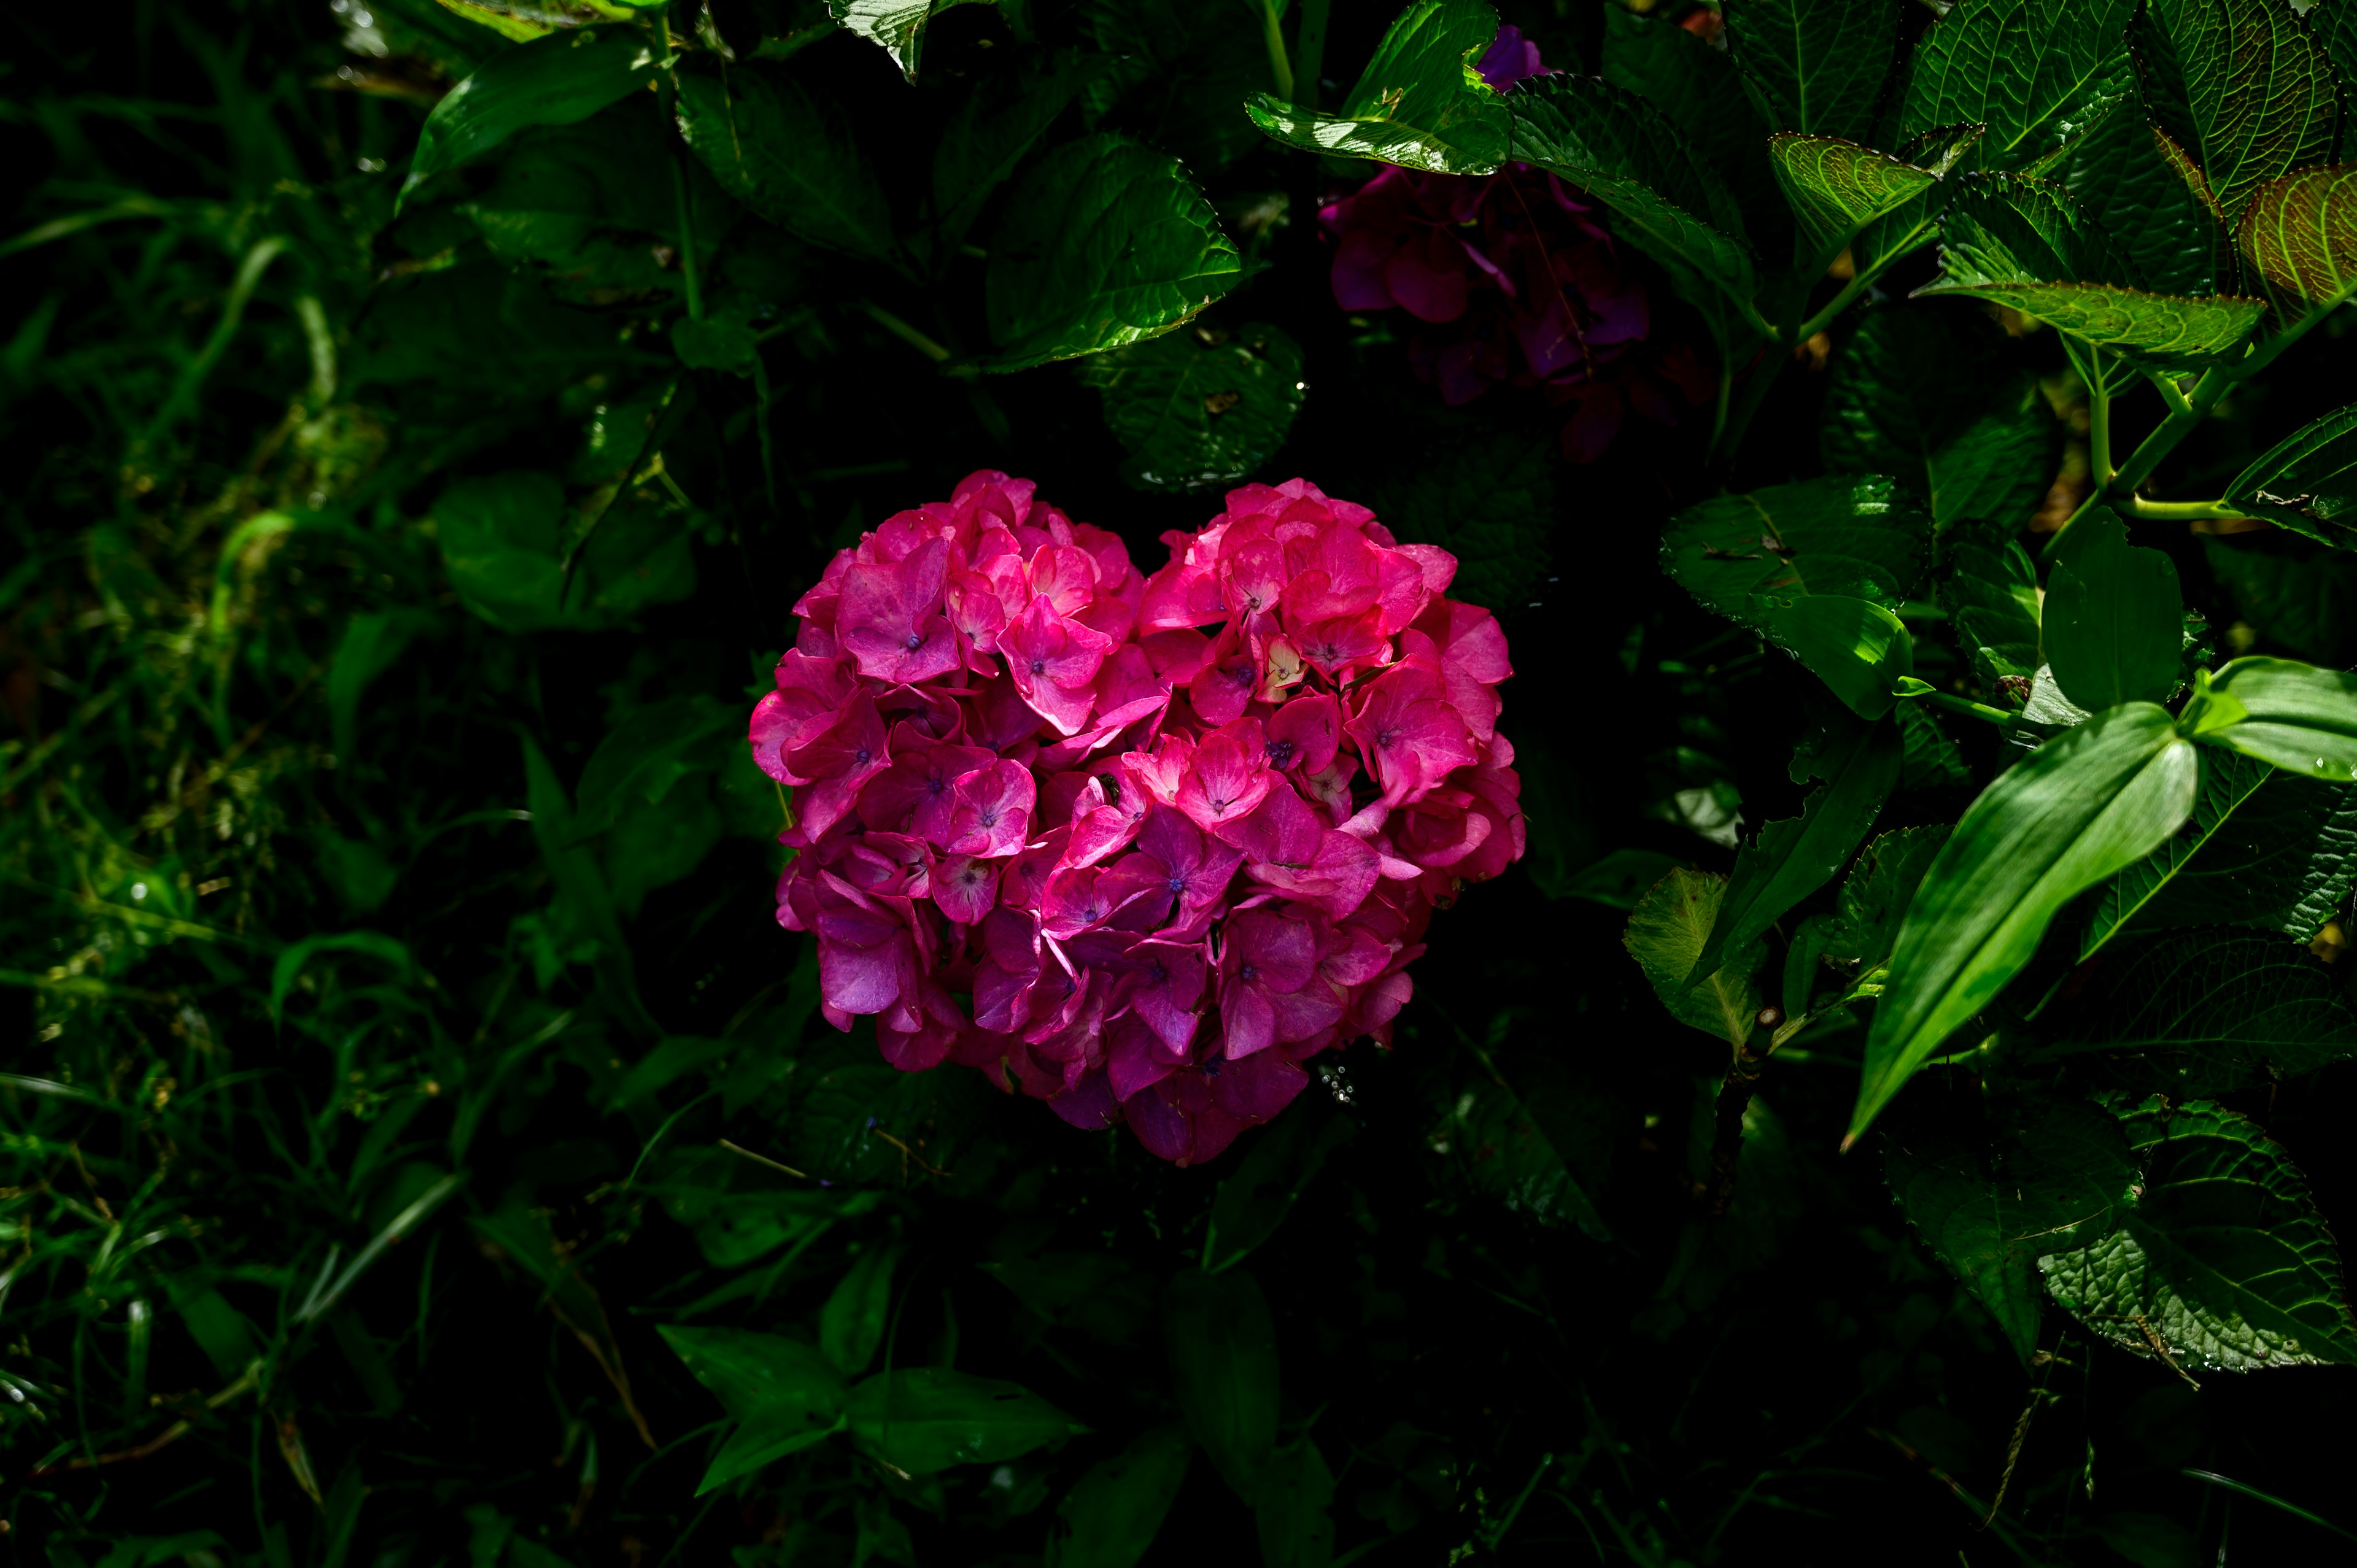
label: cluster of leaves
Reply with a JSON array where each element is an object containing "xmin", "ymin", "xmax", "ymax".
[{"xmin": 8, "ymin": 0, "xmax": 2357, "ymax": 1565}]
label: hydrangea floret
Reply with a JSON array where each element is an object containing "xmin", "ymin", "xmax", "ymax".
[{"xmin": 750, "ymin": 471, "xmax": 1523, "ymax": 1165}]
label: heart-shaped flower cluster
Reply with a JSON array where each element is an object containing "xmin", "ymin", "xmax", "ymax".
[{"xmin": 750, "ymin": 470, "xmax": 1522, "ymax": 1165}]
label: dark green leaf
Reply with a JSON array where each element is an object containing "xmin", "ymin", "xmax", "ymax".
[
  {"xmin": 2179, "ymin": 655, "xmax": 2357, "ymax": 780},
  {"xmin": 1722, "ymin": 0, "xmax": 1903, "ymax": 145},
  {"xmin": 1077, "ymin": 323, "xmax": 1305, "ymax": 493},
  {"xmin": 670, "ymin": 310, "xmax": 759, "ymax": 372},
  {"xmin": 828, "ymin": 0, "xmax": 967, "ymax": 78},
  {"xmin": 819, "ymin": 1245, "xmax": 900, "ymax": 1377},
  {"xmin": 1625, "ymin": 868, "xmax": 1764, "ymax": 1050},
  {"xmin": 2043, "ymin": 512, "xmax": 2185, "ymax": 710},
  {"xmin": 1900, "ymin": 0, "xmax": 2135, "ymax": 173},
  {"xmin": 675, "ymin": 63, "xmax": 892, "ymax": 259},
  {"xmin": 574, "ymin": 697, "xmax": 736, "ymax": 837},
  {"xmin": 1897, "ymin": 703, "xmax": 1971, "ymax": 792},
  {"xmin": 1601, "ymin": 5, "xmax": 1779, "ymax": 232},
  {"xmin": 1941, "ymin": 522, "xmax": 2045, "ymax": 687},
  {"xmin": 1253, "ymin": 1437, "xmax": 1337, "ymax": 1568},
  {"xmin": 1439, "ymin": 1056, "xmax": 1611, "ymax": 1239},
  {"xmin": 1822, "ymin": 822, "xmax": 1951, "ymax": 969},
  {"xmin": 1203, "ymin": 1108, "xmax": 1353, "ymax": 1273},
  {"xmin": 2143, "ymin": 0, "xmax": 2337, "ymax": 230},
  {"xmin": 659, "ymin": 1326, "xmax": 848, "ymax": 1493},
  {"xmin": 519, "ymin": 733, "xmax": 655, "ymax": 1037},
  {"xmin": 1045, "ymin": 1425, "xmax": 1191, "ymax": 1568},
  {"xmin": 1662, "ymin": 475, "xmax": 1935, "ymax": 624},
  {"xmin": 1850, "ymin": 705, "xmax": 2197, "ymax": 1143},
  {"xmin": 1243, "ymin": 0, "xmax": 1511, "ymax": 174},
  {"xmin": 435, "ymin": 471, "xmax": 695, "ymax": 631},
  {"xmin": 1768, "ymin": 134, "xmax": 1948, "ymax": 260},
  {"xmin": 1368, "ymin": 427, "xmax": 1554, "ymax": 612},
  {"xmin": 981, "ymin": 1253, "xmax": 1157, "ymax": 1347},
  {"xmin": 1886, "ymin": 1096, "xmax": 2136, "ymax": 1362},
  {"xmin": 2041, "ymin": 1097, "xmax": 2357, "ymax": 1370},
  {"xmin": 404, "ymin": 25, "xmax": 662, "ymax": 199},
  {"xmin": 846, "ymin": 1367, "xmax": 1087, "ymax": 1475},
  {"xmin": 934, "ymin": 51, "xmax": 1105, "ymax": 247},
  {"xmin": 1757, "ymin": 597, "xmax": 1916, "ymax": 720},
  {"xmin": 2203, "ymin": 535, "xmax": 2357, "ymax": 660},
  {"xmin": 2064, "ymin": 109, "xmax": 2225, "ymax": 297},
  {"xmin": 1082, "ymin": 0, "xmax": 1277, "ymax": 176},
  {"xmin": 784, "ymin": 1027, "xmax": 990, "ymax": 1184},
  {"xmin": 1690, "ymin": 715, "xmax": 1902, "ymax": 983},
  {"xmin": 983, "ymin": 134, "xmax": 1240, "ymax": 371},
  {"xmin": 2038, "ymin": 930, "xmax": 2357, "ymax": 1094},
  {"xmin": 2223, "ymin": 403, "xmax": 2357, "ymax": 547},
  {"xmin": 1557, "ymin": 848, "xmax": 1688, "ymax": 910},
  {"xmin": 1822, "ymin": 306, "xmax": 2060, "ymax": 530},
  {"xmin": 1162, "ymin": 1268, "xmax": 1278, "ymax": 1505}
]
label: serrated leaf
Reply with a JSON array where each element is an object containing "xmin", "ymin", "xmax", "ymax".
[
  {"xmin": 1046, "ymin": 1425, "xmax": 1191, "ymax": 1568},
  {"xmin": 2143, "ymin": 0, "xmax": 2337, "ymax": 230},
  {"xmin": 1897, "ymin": 705, "xmax": 1971, "ymax": 792},
  {"xmin": 1162, "ymin": 1269, "xmax": 1277, "ymax": 1505},
  {"xmin": 1900, "ymin": 0, "xmax": 2137, "ymax": 173},
  {"xmin": 2223, "ymin": 402, "xmax": 2357, "ymax": 546},
  {"xmin": 846, "ymin": 1367, "xmax": 1087, "ymax": 1475},
  {"xmin": 1601, "ymin": 5, "xmax": 1781, "ymax": 234},
  {"xmin": 675, "ymin": 63, "xmax": 892, "ymax": 259},
  {"xmin": 1769, "ymin": 134, "xmax": 1949, "ymax": 259},
  {"xmin": 982, "ymin": 134, "xmax": 1240, "ymax": 371},
  {"xmin": 2179, "ymin": 655, "xmax": 2357, "ymax": 781},
  {"xmin": 2040, "ymin": 931, "xmax": 2357, "ymax": 1094},
  {"xmin": 1082, "ymin": 0, "xmax": 1270, "ymax": 176},
  {"xmin": 1887, "ymin": 1096, "xmax": 2136, "ymax": 1362},
  {"xmin": 828, "ymin": 0, "xmax": 978, "ymax": 79},
  {"xmin": 1722, "ymin": 0, "xmax": 1903, "ymax": 145},
  {"xmin": 1822, "ymin": 305, "xmax": 2059, "ymax": 529},
  {"xmin": 2238, "ymin": 163, "xmax": 2357, "ymax": 315},
  {"xmin": 2041, "ymin": 1097, "xmax": 2357, "ymax": 1371},
  {"xmin": 1662, "ymin": 475, "xmax": 1935, "ymax": 624},
  {"xmin": 1941, "ymin": 522, "xmax": 2045, "ymax": 687},
  {"xmin": 1077, "ymin": 324, "xmax": 1304, "ymax": 493},
  {"xmin": 1850, "ymin": 705, "xmax": 2198, "ymax": 1143},
  {"xmin": 403, "ymin": 24, "xmax": 661, "ymax": 200},
  {"xmin": 1243, "ymin": 0, "xmax": 1510, "ymax": 174},
  {"xmin": 1625, "ymin": 868, "xmax": 1764, "ymax": 1051},
  {"xmin": 1823, "ymin": 823, "xmax": 1951, "ymax": 968},
  {"xmin": 2062, "ymin": 112, "xmax": 2226, "ymax": 300},
  {"xmin": 2043, "ymin": 511, "xmax": 2185, "ymax": 710},
  {"xmin": 659, "ymin": 1326, "xmax": 849, "ymax": 1493}
]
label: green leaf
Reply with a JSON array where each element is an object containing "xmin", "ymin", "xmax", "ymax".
[
  {"xmin": 670, "ymin": 309, "xmax": 758, "ymax": 373},
  {"xmin": 1822, "ymin": 305, "xmax": 2061, "ymax": 530},
  {"xmin": 1076, "ymin": 323, "xmax": 1305, "ymax": 493},
  {"xmin": 1900, "ymin": 0, "xmax": 2136, "ymax": 172},
  {"xmin": 934, "ymin": 50, "xmax": 1105, "ymax": 248},
  {"xmin": 2040, "ymin": 1097, "xmax": 2357, "ymax": 1370},
  {"xmin": 1722, "ymin": 0, "xmax": 1903, "ymax": 145},
  {"xmin": 2223, "ymin": 403, "xmax": 2357, "ymax": 547},
  {"xmin": 1368, "ymin": 427, "xmax": 1555, "ymax": 613},
  {"xmin": 981, "ymin": 1253, "xmax": 1157, "ymax": 1347},
  {"xmin": 1161, "ymin": 1268, "xmax": 1278, "ymax": 1505},
  {"xmin": 1941, "ymin": 522, "xmax": 2045, "ymax": 687},
  {"xmin": 1601, "ymin": 4, "xmax": 1779, "ymax": 231},
  {"xmin": 1045, "ymin": 1425, "xmax": 1192, "ymax": 1568},
  {"xmin": 1822, "ymin": 823, "xmax": 1951, "ymax": 969},
  {"xmin": 1897, "ymin": 704, "xmax": 1971, "ymax": 792},
  {"xmin": 1203, "ymin": 1108, "xmax": 1353, "ymax": 1273},
  {"xmin": 434, "ymin": 471, "xmax": 695, "ymax": 631},
  {"xmin": 1624, "ymin": 868, "xmax": 1764, "ymax": 1051},
  {"xmin": 1438, "ymin": 1055, "xmax": 1611, "ymax": 1239},
  {"xmin": 1768, "ymin": 134, "xmax": 1948, "ymax": 260},
  {"xmin": 982, "ymin": 134, "xmax": 1240, "ymax": 372},
  {"xmin": 1755, "ymin": 595, "xmax": 1915, "ymax": 720},
  {"xmin": 1557, "ymin": 848, "xmax": 1688, "ymax": 910},
  {"xmin": 847, "ymin": 1367, "xmax": 1086, "ymax": 1475},
  {"xmin": 1886, "ymin": 1096, "xmax": 2136, "ymax": 1362},
  {"xmin": 1690, "ymin": 715, "xmax": 1903, "ymax": 983},
  {"xmin": 1662, "ymin": 475, "xmax": 1935, "ymax": 624},
  {"xmin": 1507, "ymin": 75, "xmax": 1755, "ymax": 315},
  {"xmin": 2203, "ymin": 535, "xmax": 2357, "ymax": 660},
  {"xmin": 1242, "ymin": 0, "xmax": 1511, "ymax": 174},
  {"xmin": 2043, "ymin": 512, "xmax": 2185, "ymax": 710},
  {"xmin": 675, "ymin": 64, "xmax": 892, "ymax": 259},
  {"xmin": 784, "ymin": 1027, "xmax": 990, "ymax": 1184},
  {"xmin": 659, "ymin": 1326, "xmax": 848, "ymax": 1493},
  {"xmin": 1253, "ymin": 1437, "xmax": 1337, "ymax": 1568},
  {"xmin": 2238, "ymin": 164, "xmax": 2357, "ymax": 313},
  {"xmin": 1849, "ymin": 705, "xmax": 2198, "ymax": 1143},
  {"xmin": 819, "ymin": 1245, "xmax": 900, "ymax": 1377},
  {"xmin": 1082, "ymin": 0, "xmax": 1278, "ymax": 176},
  {"xmin": 827, "ymin": 0, "xmax": 975, "ymax": 78},
  {"xmin": 2143, "ymin": 0, "xmax": 2337, "ymax": 231},
  {"xmin": 2178, "ymin": 655, "xmax": 2357, "ymax": 781},
  {"xmin": 2062, "ymin": 113, "xmax": 2225, "ymax": 298},
  {"xmin": 403, "ymin": 25, "xmax": 662, "ymax": 199},
  {"xmin": 573, "ymin": 697, "xmax": 736, "ymax": 838},
  {"xmin": 2040, "ymin": 930, "xmax": 2357, "ymax": 1094}
]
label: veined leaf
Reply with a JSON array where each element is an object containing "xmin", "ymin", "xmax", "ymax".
[
  {"xmin": 404, "ymin": 25, "xmax": 660, "ymax": 199},
  {"xmin": 2041, "ymin": 1097, "xmax": 2357, "ymax": 1371},
  {"xmin": 1752, "ymin": 595, "xmax": 1915, "ymax": 720},
  {"xmin": 1625, "ymin": 868, "xmax": 1764, "ymax": 1050},
  {"xmin": 2083, "ymin": 747, "xmax": 2265, "ymax": 955},
  {"xmin": 1924, "ymin": 277, "xmax": 2262, "ymax": 368},
  {"xmin": 675, "ymin": 65, "xmax": 892, "ymax": 259},
  {"xmin": 933, "ymin": 50, "xmax": 1105, "ymax": 247},
  {"xmin": 982, "ymin": 134, "xmax": 1240, "ymax": 371},
  {"xmin": 1440, "ymin": 1057, "xmax": 1612, "ymax": 1240},
  {"xmin": 1887, "ymin": 1096, "xmax": 2135, "ymax": 1362},
  {"xmin": 1722, "ymin": 0, "xmax": 1903, "ymax": 145},
  {"xmin": 818, "ymin": 1245, "xmax": 899, "ymax": 1376},
  {"xmin": 1769, "ymin": 133, "xmax": 1952, "ymax": 260},
  {"xmin": 828, "ymin": 0, "xmax": 979, "ymax": 79},
  {"xmin": 1662, "ymin": 475, "xmax": 1935, "ymax": 625},
  {"xmin": 2178, "ymin": 655, "xmax": 2357, "ymax": 780},
  {"xmin": 1047, "ymin": 1426, "xmax": 1191, "ymax": 1568},
  {"xmin": 847, "ymin": 1367, "xmax": 1086, "ymax": 1475},
  {"xmin": 2064, "ymin": 110, "xmax": 2227, "ymax": 298},
  {"xmin": 2040, "ymin": 931, "xmax": 2357, "ymax": 1094},
  {"xmin": 2223, "ymin": 403, "xmax": 2357, "ymax": 547},
  {"xmin": 1254, "ymin": 1437, "xmax": 1337, "ymax": 1568},
  {"xmin": 1941, "ymin": 522, "xmax": 2043, "ymax": 687},
  {"xmin": 1849, "ymin": 705, "xmax": 2198, "ymax": 1144},
  {"xmin": 1163, "ymin": 1269, "xmax": 1278, "ymax": 1505},
  {"xmin": 2203, "ymin": 533, "xmax": 2357, "ymax": 661},
  {"xmin": 1076, "ymin": 323, "xmax": 1305, "ymax": 493},
  {"xmin": 1369, "ymin": 427, "xmax": 1554, "ymax": 613},
  {"xmin": 1822, "ymin": 824, "xmax": 1951, "ymax": 970},
  {"xmin": 1243, "ymin": 0, "xmax": 1510, "ymax": 174},
  {"xmin": 2143, "ymin": 0, "xmax": 2337, "ymax": 230},
  {"xmin": 659, "ymin": 1326, "xmax": 848, "ymax": 1493},
  {"xmin": 1601, "ymin": 5, "xmax": 1780, "ymax": 233},
  {"xmin": 1690, "ymin": 714, "xmax": 1902, "ymax": 983},
  {"xmin": 2042, "ymin": 511, "xmax": 2185, "ymax": 711},
  {"xmin": 1900, "ymin": 0, "xmax": 2137, "ymax": 172},
  {"xmin": 432, "ymin": 0, "xmax": 643, "ymax": 44},
  {"xmin": 2238, "ymin": 164, "xmax": 2357, "ymax": 312}
]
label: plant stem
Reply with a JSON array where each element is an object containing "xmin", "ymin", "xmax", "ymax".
[
  {"xmin": 1260, "ymin": 0, "xmax": 1295, "ymax": 102},
  {"xmin": 654, "ymin": 11, "xmax": 703, "ymax": 322},
  {"xmin": 1714, "ymin": 341, "xmax": 1789, "ymax": 471},
  {"xmin": 1791, "ymin": 267, "xmax": 1873, "ymax": 346},
  {"xmin": 2108, "ymin": 367, "xmax": 2227, "ymax": 496},
  {"xmin": 860, "ymin": 301, "xmax": 951, "ymax": 363},
  {"xmin": 2086, "ymin": 373, "xmax": 2111, "ymax": 490},
  {"xmin": 2121, "ymin": 495, "xmax": 2244, "ymax": 521},
  {"xmin": 1916, "ymin": 689, "xmax": 2027, "ymax": 728},
  {"xmin": 1293, "ymin": 0, "xmax": 1329, "ymax": 107}
]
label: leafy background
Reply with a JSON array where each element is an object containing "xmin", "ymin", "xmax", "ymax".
[{"xmin": 6, "ymin": 1, "xmax": 2357, "ymax": 1566}]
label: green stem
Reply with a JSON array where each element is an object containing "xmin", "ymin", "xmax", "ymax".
[
  {"xmin": 1260, "ymin": 1, "xmax": 1295, "ymax": 102},
  {"xmin": 1791, "ymin": 266, "xmax": 1873, "ymax": 346},
  {"xmin": 147, "ymin": 236, "xmax": 287, "ymax": 440},
  {"xmin": 2039, "ymin": 486, "xmax": 2113, "ymax": 560},
  {"xmin": 859, "ymin": 301, "xmax": 951, "ymax": 363},
  {"xmin": 1916, "ymin": 689, "xmax": 2026, "ymax": 728},
  {"xmin": 2121, "ymin": 495, "xmax": 2243, "ymax": 521},
  {"xmin": 2145, "ymin": 369, "xmax": 2194, "ymax": 419},
  {"xmin": 1709, "ymin": 362, "xmax": 1733, "ymax": 454},
  {"xmin": 2086, "ymin": 373, "xmax": 2111, "ymax": 491},
  {"xmin": 1293, "ymin": 0, "xmax": 1329, "ymax": 108},
  {"xmin": 2107, "ymin": 366, "xmax": 2228, "ymax": 496},
  {"xmin": 654, "ymin": 12, "xmax": 703, "ymax": 322},
  {"xmin": 1714, "ymin": 339, "xmax": 1790, "ymax": 470}
]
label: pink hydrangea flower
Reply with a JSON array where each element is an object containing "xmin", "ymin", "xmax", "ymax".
[{"xmin": 750, "ymin": 469, "xmax": 1522, "ymax": 1166}]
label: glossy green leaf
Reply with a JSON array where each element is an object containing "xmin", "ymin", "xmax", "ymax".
[
  {"xmin": 982, "ymin": 134, "xmax": 1240, "ymax": 372},
  {"xmin": 2223, "ymin": 403, "xmax": 2357, "ymax": 547},
  {"xmin": 1822, "ymin": 306, "xmax": 2060, "ymax": 530},
  {"xmin": 1625, "ymin": 868, "xmax": 1763, "ymax": 1051},
  {"xmin": 1899, "ymin": 0, "xmax": 2135, "ymax": 172},
  {"xmin": 675, "ymin": 64, "xmax": 892, "ymax": 259},
  {"xmin": 2143, "ymin": 0, "xmax": 2337, "ymax": 229},
  {"xmin": 1722, "ymin": 0, "xmax": 1903, "ymax": 145},
  {"xmin": 1754, "ymin": 595, "xmax": 1915, "ymax": 720},
  {"xmin": 1162, "ymin": 1268, "xmax": 1278, "ymax": 1505},
  {"xmin": 1045, "ymin": 1425, "xmax": 1191, "ymax": 1568},
  {"xmin": 2041, "ymin": 1097, "xmax": 2357, "ymax": 1370},
  {"xmin": 1253, "ymin": 1437, "xmax": 1337, "ymax": 1568},
  {"xmin": 1601, "ymin": 5, "xmax": 1779, "ymax": 231},
  {"xmin": 1242, "ymin": 0, "xmax": 1510, "ymax": 174},
  {"xmin": 2043, "ymin": 513, "xmax": 2185, "ymax": 710},
  {"xmin": 1203, "ymin": 1108, "xmax": 1353, "ymax": 1273},
  {"xmin": 1507, "ymin": 75, "xmax": 1755, "ymax": 311},
  {"xmin": 1662, "ymin": 474, "xmax": 1935, "ymax": 626},
  {"xmin": 1769, "ymin": 134, "xmax": 1948, "ymax": 260},
  {"xmin": 2239, "ymin": 164, "xmax": 2357, "ymax": 312},
  {"xmin": 2179, "ymin": 655, "xmax": 2357, "ymax": 780},
  {"xmin": 1886, "ymin": 1096, "xmax": 2135, "ymax": 1362},
  {"xmin": 1076, "ymin": 323, "xmax": 1305, "ymax": 493},
  {"xmin": 1821, "ymin": 823, "xmax": 1951, "ymax": 969},
  {"xmin": 2063, "ymin": 109, "xmax": 2225, "ymax": 298},
  {"xmin": 403, "ymin": 25, "xmax": 660, "ymax": 201},
  {"xmin": 847, "ymin": 1367, "xmax": 1086, "ymax": 1475},
  {"xmin": 828, "ymin": 0, "xmax": 978, "ymax": 78},
  {"xmin": 659, "ymin": 1326, "xmax": 848, "ymax": 1493},
  {"xmin": 1690, "ymin": 716, "xmax": 1902, "ymax": 983},
  {"xmin": 2039, "ymin": 931, "xmax": 2357, "ymax": 1095},
  {"xmin": 934, "ymin": 50, "xmax": 1106, "ymax": 247},
  {"xmin": 1850, "ymin": 705, "xmax": 2198, "ymax": 1143},
  {"xmin": 819, "ymin": 1245, "xmax": 900, "ymax": 1377}
]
